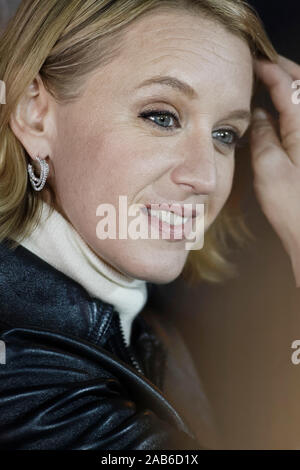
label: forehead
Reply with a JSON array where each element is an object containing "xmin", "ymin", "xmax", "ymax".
[{"xmin": 111, "ymin": 9, "xmax": 253, "ymax": 104}]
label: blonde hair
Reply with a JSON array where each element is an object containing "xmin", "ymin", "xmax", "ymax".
[{"xmin": 0, "ymin": 0, "xmax": 278, "ymax": 284}]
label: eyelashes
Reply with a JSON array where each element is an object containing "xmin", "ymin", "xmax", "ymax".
[
  {"xmin": 139, "ymin": 109, "xmax": 180, "ymax": 131},
  {"xmin": 138, "ymin": 109, "xmax": 246, "ymax": 149}
]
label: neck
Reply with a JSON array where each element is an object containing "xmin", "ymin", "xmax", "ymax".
[{"xmin": 13, "ymin": 199, "xmax": 148, "ymax": 346}]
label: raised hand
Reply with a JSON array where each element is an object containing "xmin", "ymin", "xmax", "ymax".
[{"xmin": 250, "ymin": 55, "xmax": 300, "ymax": 286}]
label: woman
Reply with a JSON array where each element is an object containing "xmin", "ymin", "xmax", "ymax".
[{"xmin": 0, "ymin": 0, "xmax": 299, "ymax": 450}]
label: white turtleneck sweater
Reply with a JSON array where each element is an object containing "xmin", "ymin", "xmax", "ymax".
[{"xmin": 14, "ymin": 200, "xmax": 148, "ymax": 346}]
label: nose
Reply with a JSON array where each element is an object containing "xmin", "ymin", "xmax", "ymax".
[{"xmin": 171, "ymin": 130, "xmax": 217, "ymax": 195}]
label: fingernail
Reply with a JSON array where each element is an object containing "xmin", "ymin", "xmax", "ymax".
[{"xmin": 252, "ymin": 108, "xmax": 268, "ymax": 120}]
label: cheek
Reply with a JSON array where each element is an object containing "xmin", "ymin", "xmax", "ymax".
[
  {"xmin": 207, "ymin": 156, "xmax": 235, "ymax": 222},
  {"xmin": 52, "ymin": 121, "xmax": 150, "ymax": 213},
  {"xmin": 220, "ymin": 156, "xmax": 235, "ymax": 200}
]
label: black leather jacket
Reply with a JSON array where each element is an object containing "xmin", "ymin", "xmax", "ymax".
[{"xmin": 0, "ymin": 239, "xmax": 217, "ymax": 450}]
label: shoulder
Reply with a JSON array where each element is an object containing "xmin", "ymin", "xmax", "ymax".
[{"xmin": 0, "ymin": 324, "xmax": 201, "ymax": 450}]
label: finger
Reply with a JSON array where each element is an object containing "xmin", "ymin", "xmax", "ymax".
[
  {"xmin": 254, "ymin": 60, "xmax": 300, "ymax": 163},
  {"xmin": 250, "ymin": 107, "xmax": 288, "ymax": 170},
  {"xmin": 254, "ymin": 60, "xmax": 296, "ymax": 115},
  {"xmin": 277, "ymin": 55, "xmax": 300, "ymax": 80}
]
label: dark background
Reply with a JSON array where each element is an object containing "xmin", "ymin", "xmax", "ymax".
[{"xmin": 1, "ymin": 0, "xmax": 300, "ymax": 449}]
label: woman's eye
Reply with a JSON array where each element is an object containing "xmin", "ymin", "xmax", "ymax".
[
  {"xmin": 212, "ymin": 129, "xmax": 240, "ymax": 148},
  {"xmin": 138, "ymin": 111, "xmax": 243, "ymax": 148},
  {"xmin": 139, "ymin": 109, "xmax": 180, "ymax": 131}
]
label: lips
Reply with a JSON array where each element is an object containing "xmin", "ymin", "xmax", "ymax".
[
  {"xmin": 144, "ymin": 202, "xmax": 200, "ymax": 218},
  {"xmin": 140, "ymin": 202, "xmax": 197, "ymax": 241}
]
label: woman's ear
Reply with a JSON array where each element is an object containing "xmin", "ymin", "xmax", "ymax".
[{"xmin": 9, "ymin": 73, "xmax": 55, "ymax": 161}]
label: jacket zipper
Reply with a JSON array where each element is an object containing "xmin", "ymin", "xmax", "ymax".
[
  {"xmin": 113, "ymin": 310, "xmax": 197, "ymax": 441},
  {"xmin": 114, "ymin": 310, "xmax": 145, "ymax": 376}
]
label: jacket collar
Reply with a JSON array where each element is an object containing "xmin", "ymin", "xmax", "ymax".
[{"xmin": 0, "ymin": 238, "xmax": 146, "ymax": 347}]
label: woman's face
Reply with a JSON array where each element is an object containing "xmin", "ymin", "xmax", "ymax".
[{"xmin": 47, "ymin": 10, "xmax": 253, "ymax": 283}]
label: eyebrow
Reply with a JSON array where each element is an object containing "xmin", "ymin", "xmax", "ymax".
[
  {"xmin": 137, "ymin": 75, "xmax": 198, "ymax": 99},
  {"xmin": 136, "ymin": 75, "xmax": 251, "ymax": 124}
]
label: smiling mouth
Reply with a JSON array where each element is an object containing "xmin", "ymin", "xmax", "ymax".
[
  {"xmin": 143, "ymin": 202, "xmax": 200, "ymax": 218},
  {"xmin": 143, "ymin": 207, "xmax": 190, "ymax": 226},
  {"xmin": 139, "ymin": 205, "xmax": 197, "ymax": 242}
]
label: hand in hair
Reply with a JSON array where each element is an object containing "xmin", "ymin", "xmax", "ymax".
[{"xmin": 250, "ymin": 54, "xmax": 300, "ymax": 287}]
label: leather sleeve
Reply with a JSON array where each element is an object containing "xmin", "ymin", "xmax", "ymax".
[{"xmin": 0, "ymin": 325, "xmax": 202, "ymax": 450}]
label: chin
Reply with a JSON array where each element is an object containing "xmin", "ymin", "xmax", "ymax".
[
  {"xmin": 103, "ymin": 243, "xmax": 188, "ymax": 284},
  {"xmin": 146, "ymin": 272, "xmax": 182, "ymax": 285},
  {"xmin": 123, "ymin": 260, "xmax": 185, "ymax": 285}
]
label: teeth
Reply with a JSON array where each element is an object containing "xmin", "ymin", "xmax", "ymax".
[{"xmin": 147, "ymin": 209, "xmax": 189, "ymax": 225}]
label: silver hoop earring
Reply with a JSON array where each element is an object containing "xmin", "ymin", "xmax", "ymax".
[{"xmin": 27, "ymin": 156, "xmax": 49, "ymax": 192}]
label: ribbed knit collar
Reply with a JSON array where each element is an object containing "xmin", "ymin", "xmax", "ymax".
[{"xmin": 14, "ymin": 200, "xmax": 148, "ymax": 346}]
